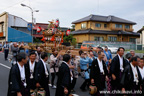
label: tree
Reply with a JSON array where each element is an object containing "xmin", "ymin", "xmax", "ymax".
[
  {"xmin": 63, "ymin": 34, "xmax": 77, "ymax": 46},
  {"xmin": 71, "ymin": 24, "xmax": 75, "ymax": 31}
]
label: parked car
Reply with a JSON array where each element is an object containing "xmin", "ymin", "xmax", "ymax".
[
  {"xmin": 101, "ymin": 45, "xmax": 118, "ymax": 53},
  {"xmin": 81, "ymin": 43, "xmax": 97, "ymax": 50}
]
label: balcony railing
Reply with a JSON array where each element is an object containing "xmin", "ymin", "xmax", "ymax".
[
  {"xmin": 111, "ymin": 27, "xmax": 123, "ymax": 31},
  {"xmin": 125, "ymin": 28, "xmax": 134, "ymax": 32}
]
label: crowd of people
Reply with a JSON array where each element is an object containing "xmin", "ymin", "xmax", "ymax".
[{"xmin": 1, "ymin": 41, "xmax": 144, "ymax": 96}]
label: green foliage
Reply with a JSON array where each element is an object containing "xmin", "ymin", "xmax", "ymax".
[
  {"xmin": 71, "ymin": 24, "xmax": 75, "ymax": 31},
  {"xmin": 71, "ymin": 38, "xmax": 77, "ymax": 46},
  {"xmin": 64, "ymin": 34, "xmax": 77, "ymax": 46},
  {"xmin": 64, "ymin": 34, "xmax": 73, "ymax": 42},
  {"xmin": 33, "ymin": 38, "xmax": 41, "ymax": 43}
]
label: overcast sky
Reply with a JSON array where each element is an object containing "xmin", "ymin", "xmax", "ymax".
[{"xmin": 0, "ymin": 0, "xmax": 144, "ymax": 31}]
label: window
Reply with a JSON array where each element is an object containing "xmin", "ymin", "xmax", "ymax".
[
  {"xmin": 81, "ymin": 23, "xmax": 86, "ymax": 29},
  {"xmin": 95, "ymin": 23, "xmax": 101, "ymax": 28},
  {"xmin": 108, "ymin": 36, "xmax": 117, "ymax": 42},
  {"xmin": 104, "ymin": 24, "xmax": 107, "ymax": 28},
  {"xmin": 94, "ymin": 37, "xmax": 104, "ymax": 41},
  {"xmin": 0, "ymin": 24, "xmax": 3, "ymax": 32},
  {"xmin": 129, "ymin": 38, "xmax": 136, "ymax": 42},
  {"xmin": 125, "ymin": 25, "xmax": 130, "ymax": 29},
  {"xmin": 115, "ymin": 24, "xmax": 122, "ymax": 28}
]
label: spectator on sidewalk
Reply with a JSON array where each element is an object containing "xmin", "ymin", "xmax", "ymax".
[
  {"xmin": 11, "ymin": 42, "xmax": 19, "ymax": 65},
  {"xmin": 130, "ymin": 50, "xmax": 135, "ymax": 57},
  {"xmin": 104, "ymin": 46, "xmax": 112, "ymax": 66},
  {"xmin": 3, "ymin": 41, "xmax": 10, "ymax": 60}
]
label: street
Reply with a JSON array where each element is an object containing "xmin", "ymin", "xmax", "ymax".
[
  {"xmin": 0, "ymin": 52, "xmax": 143, "ymax": 96},
  {"xmin": 0, "ymin": 53, "xmax": 90, "ymax": 96}
]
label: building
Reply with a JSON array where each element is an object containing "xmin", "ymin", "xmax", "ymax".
[
  {"xmin": 137, "ymin": 27, "xmax": 144, "ymax": 47},
  {"xmin": 32, "ymin": 23, "xmax": 49, "ymax": 40},
  {"xmin": 71, "ymin": 14, "xmax": 140, "ymax": 44},
  {"xmin": 0, "ymin": 12, "xmax": 32, "ymax": 42}
]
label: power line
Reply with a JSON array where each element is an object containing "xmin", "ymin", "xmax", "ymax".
[{"xmin": 0, "ymin": 0, "xmax": 26, "ymax": 12}]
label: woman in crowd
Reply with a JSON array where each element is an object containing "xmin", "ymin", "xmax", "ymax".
[
  {"xmin": 11, "ymin": 42, "xmax": 19, "ymax": 65},
  {"xmin": 104, "ymin": 46, "xmax": 112, "ymax": 67},
  {"xmin": 18, "ymin": 42, "xmax": 25, "ymax": 53},
  {"xmin": 67, "ymin": 50, "xmax": 79, "ymax": 93},
  {"xmin": 88, "ymin": 50, "xmax": 97, "ymax": 70},
  {"xmin": 79, "ymin": 51, "xmax": 90, "ymax": 91},
  {"xmin": 50, "ymin": 48, "xmax": 60, "ymax": 89}
]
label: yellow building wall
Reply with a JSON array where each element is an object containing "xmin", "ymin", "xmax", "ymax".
[
  {"xmin": 0, "ymin": 12, "xmax": 8, "ymax": 42},
  {"xmin": 75, "ymin": 21, "xmax": 89, "ymax": 31},
  {"xmin": 91, "ymin": 21, "xmax": 111, "ymax": 31},
  {"xmin": 110, "ymin": 23, "xmax": 133, "ymax": 32},
  {"xmin": 107, "ymin": 35, "xmax": 118, "ymax": 41},
  {"xmin": 73, "ymin": 33, "xmax": 139, "ymax": 43},
  {"xmin": 89, "ymin": 34, "xmax": 107, "ymax": 41},
  {"xmin": 73, "ymin": 34, "xmax": 89, "ymax": 43},
  {"xmin": 75, "ymin": 21, "xmax": 112, "ymax": 31},
  {"xmin": 74, "ymin": 21, "xmax": 134, "ymax": 32},
  {"xmin": 75, "ymin": 23, "xmax": 81, "ymax": 31}
]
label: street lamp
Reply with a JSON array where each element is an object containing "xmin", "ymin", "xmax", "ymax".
[{"xmin": 21, "ymin": 3, "xmax": 39, "ymax": 43}]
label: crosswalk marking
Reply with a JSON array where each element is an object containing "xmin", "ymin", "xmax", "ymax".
[{"xmin": 0, "ymin": 63, "xmax": 11, "ymax": 69}]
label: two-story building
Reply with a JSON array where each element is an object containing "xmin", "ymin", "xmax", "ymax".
[
  {"xmin": 71, "ymin": 14, "xmax": 140, "ymax": 44},
  {"xmin": 137, "ymin": 27, "xmax": 144, "ymax": 48},
  {"xmin": 0, "ymin": 12, "xmax": 32, "ymax": 42}
]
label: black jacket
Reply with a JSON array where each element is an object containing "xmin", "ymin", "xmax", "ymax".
[
  {"xmin": 90, "ymin": 59, "xmax": 108, "ymax": 90},
  {"xmin": 35, "ymin": 59, "xmax": 49, "ymax": 87},
  {"xmin": 7, "ymin": 64, "xmax": 29, "ymax": 96},
  {"xmin": 25, "ymin": 60, "xmax": 38, "ymax": 89},
  {"xmin": 110, "ymin": 55, "xmax": 127, "ymax": 85},
  {"xmin": 120, "ymin": 65, "xmax": 142, "ymax": 90},
  {"xmin": 125, "ymin": 59, "xmax": 131, "ymax": 66},
  {"xmin": 55, "ymin": 62, "xmax": 71, "ymax": 96}
]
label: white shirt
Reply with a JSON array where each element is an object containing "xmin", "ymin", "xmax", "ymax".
[
  {"xmin": 97, "ymin": 58, "xmax": 104, "ymax": 73},
  {"xmin": 127, "ymin": 59, "xmax": 129, "ymax": 62},
  {"xmin": 130, "ymin": 63, "xmax": 139, "ymax": 82},
  {"xmin": 118, "ymin": 54, "xmax": 124, "ymax": 72},
  {"xmin": 138, "ymin": 67, "xmax": 144, "ymax": 79},
  {"xmin": 17, "ymin": 62, "xmax": 25, "ymax": 80},
  {"xmin": 41, "ymin": 59, "xmax": 49, "ymax": 76},
  {"xmin": 29, "ymin": 60, "xmax": 35, "ymax": 72}
]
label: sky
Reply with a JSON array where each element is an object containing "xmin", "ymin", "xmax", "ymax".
[{"xmin": 0, "ymin": 0, "xmax": 144, "ymax": 31}]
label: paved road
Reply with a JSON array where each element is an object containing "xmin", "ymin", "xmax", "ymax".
[
  {"xmin": 0, "ymin": 52, "xmax": 143, "ymax": 96},
  {"xmin": 0, "ymin": 53, "xmax": 90, "ymax": 96}
]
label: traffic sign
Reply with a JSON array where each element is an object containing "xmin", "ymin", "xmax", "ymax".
[{"xmin": 27, "ymin": 23, "xmax": 32, "ymax": 31}]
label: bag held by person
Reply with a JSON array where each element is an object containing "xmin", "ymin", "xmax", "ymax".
[{"xmin": 89, "ymin": 85, "xmax": 97, "ymax": 95}]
